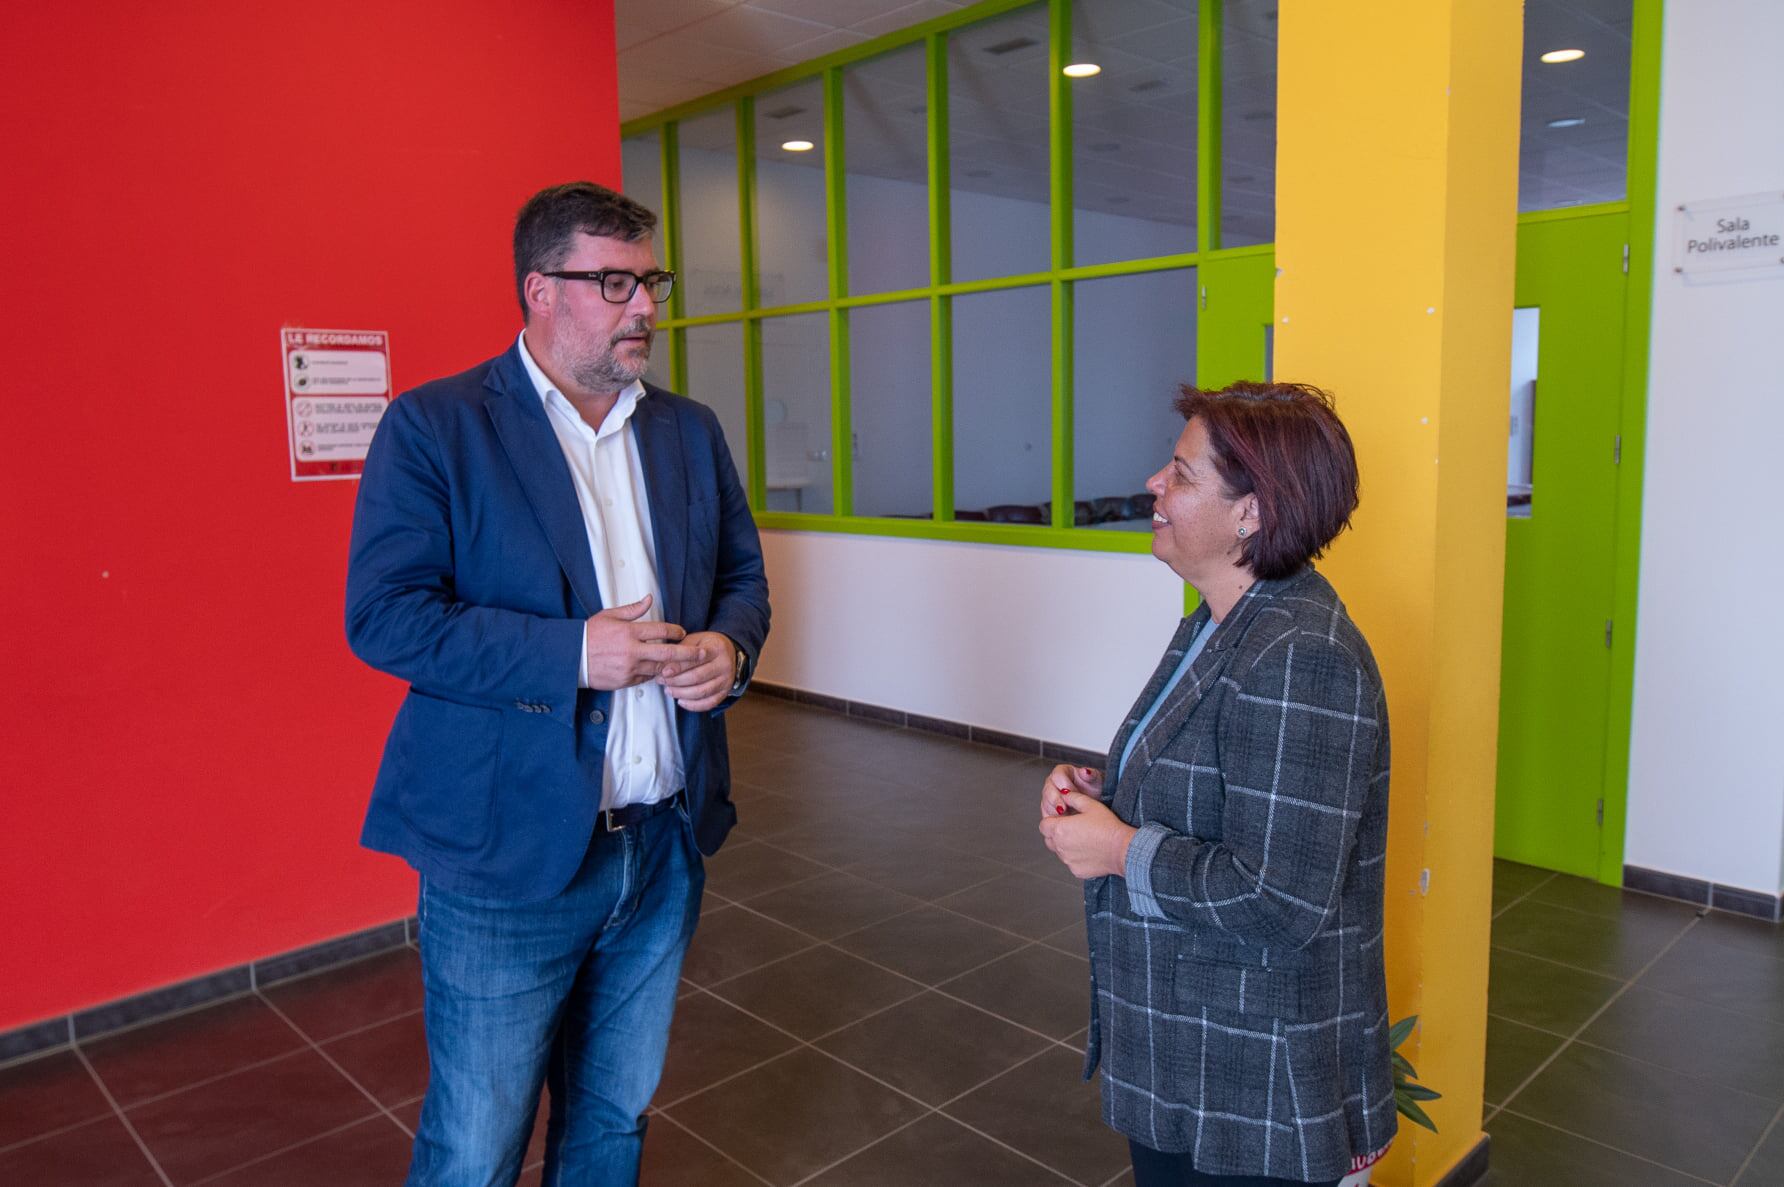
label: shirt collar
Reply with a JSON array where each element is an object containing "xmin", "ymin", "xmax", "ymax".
[{"xmin": 516, "ymin": 329, "xmax": 644, "ymax": 442}]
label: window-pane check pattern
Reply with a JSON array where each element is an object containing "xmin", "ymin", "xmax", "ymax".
[{"xmin": 1085, "ymin": 568, "xmax": 1397, "ymax": 1181}]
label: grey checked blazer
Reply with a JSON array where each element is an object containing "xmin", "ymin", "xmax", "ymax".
[{"xmin": 1082, "ymin": 566, "xmax": 1396, "ymax": 1181}]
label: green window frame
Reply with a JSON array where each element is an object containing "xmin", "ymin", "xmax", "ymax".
[{"xmin": 621, "ymin": 0, "xmax": 1654, "ymax": 556}]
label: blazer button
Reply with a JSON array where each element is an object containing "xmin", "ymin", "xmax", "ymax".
[{"xmin": 589, "ymin": 709, "xmax": 605, "ymax": 725}]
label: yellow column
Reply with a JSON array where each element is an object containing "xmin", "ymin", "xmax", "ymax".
[{"xmin": 1273, "ymin": 3, "xmax": 1521, "ymax": 1184}]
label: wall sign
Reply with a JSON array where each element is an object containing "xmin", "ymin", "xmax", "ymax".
[
  {"xmin": 1673, "ymin": 191, "xmax": 1784, "ymax": 278},
  {"xmin": 281, "ymin": 328, "xmax": 391, "ymax": 481}
]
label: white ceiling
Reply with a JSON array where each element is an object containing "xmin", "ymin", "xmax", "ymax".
[
  {"xmin": 616, "ymin": 0, "xmax": 976, "ymax": 123},
  {"xmin": 615, "ymin": 0, "xmax": 1634, "ymax": 229}
]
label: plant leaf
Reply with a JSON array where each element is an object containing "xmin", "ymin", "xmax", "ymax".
[
  {"xmin": 1396, "ymin": 1094, "xmax": 1439, "ymax": 1133},
  {"xmin": 1392, "ymin": 1052, "xmax": 1417, "ymax": 1079},
  {"xmin": 1389, "ymin": 1016, "xmax": 1418, "ymax": 1050},
  {"xmin": 1401, "ymin": 1084, "xmax": 1442, "ymax": 1101}
]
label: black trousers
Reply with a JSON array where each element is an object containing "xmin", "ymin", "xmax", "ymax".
[{"xmin": 1128, "ymin": 1141, "xmax": 1345, "ymax": 1187}]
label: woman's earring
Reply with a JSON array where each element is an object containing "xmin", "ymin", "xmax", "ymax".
[{"xmin": 1237, "ymin": 526, "xmax": 1248, "ymax": 538}]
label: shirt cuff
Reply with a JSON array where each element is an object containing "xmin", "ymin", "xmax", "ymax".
[
  {"xmin": 1124, "ymin": 822, "xmax": 1173, "ymax": 919},
  {"xmin": 578, "ymin": 621, "xmax": 591, "ymax": 689}
]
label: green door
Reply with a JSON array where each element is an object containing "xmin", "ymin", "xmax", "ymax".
[{"xmin": 1494, "ymin": 210, "xmax": 1630, "ymax": 878}]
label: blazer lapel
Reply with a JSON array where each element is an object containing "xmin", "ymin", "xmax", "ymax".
[
  {"xmin": 1112, "ymin": 609, "xmax": 1232, "ymax": 805},
  {"xmin": 631, "ymin": 387, "xmax": 688, "ymax": 627},
  {"xmin": 483, "ymin": 347, "xmax": 604, "ymax": 617}
]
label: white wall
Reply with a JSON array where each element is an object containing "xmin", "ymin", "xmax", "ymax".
[
  {"xmin": 753, "ymin": 531, "xmax": 1187, "ymax": 752},
  {"xmin": 1625, "ymin": 0, "xmax": 1784, "ymax": 895}
]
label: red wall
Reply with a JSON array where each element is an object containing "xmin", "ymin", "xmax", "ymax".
[{"xmin": 0, "ymin": 1, "xmax": 621, "ymax": 1030}]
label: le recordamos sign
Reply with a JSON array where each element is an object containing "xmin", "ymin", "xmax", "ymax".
[{"xmin": 281, "ymin": 328, "xmax": 392, "ymax": 481}]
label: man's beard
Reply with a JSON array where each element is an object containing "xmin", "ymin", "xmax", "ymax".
[{"xmin": 570, "ymin": 320, "xmax": 652, "ymax": 390}]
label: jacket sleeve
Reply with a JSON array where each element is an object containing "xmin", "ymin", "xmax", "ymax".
[
  {"xmin": 1127, "ymin": 632, "xmax": 1383, "ymax": 949},
  {"xmin": 344, "ymin": 395, "xmax": 584, "ymax": 718},
  {"xmin": 701, "ymin": 407, "xmax": 771, "ymax": 706}
]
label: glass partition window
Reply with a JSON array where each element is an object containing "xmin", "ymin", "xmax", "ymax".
[
  {"xmin": 617, "ymin": 0, "xmax": 1644, "ymax": 552},
  {"xmin": 1072, "ymin": 269, "xmax": 1197, "ymax": 529},
  {"xmin": 949, "ymin": 4, "xmax": 1052, "ymax": 283},
  {"xmin": 760, "ymin": 313, "xmax": 833, "ymax": 514},
  {"xmin": 1070, "ymin": 0, "xmax": 1197, "ymax": 265},
  {"xmin": 754, "ymin": 80, "xmax": 829, "ymax": 307},
  {"xmin": 621, "ymin": 133, "xmax": 664, "ymax": 231},
  {"xmin": 1219, "ymin": 0, "xmax": 1276, "ymax": 248},
  {"xmin": 1519, "ymin": 0, "xmax": 1633, "ymax": 211},
  {"xmin": 677, "ymin": 108, "xmax": 743, "ymax": 319},
  {"xmin": 953, "ymin": 286, "xmax": 1051, "ymax": 518},
  {"xmin": 683, "ymin": 322, "xmax": 748, "ymax": 492},
  {"xmin": 850, "ymin": 301, "xmax": 932, "ymax": 519},
  {"xmin": 845, "ymin": 46, "xmax": 930, "ymax": 295}
]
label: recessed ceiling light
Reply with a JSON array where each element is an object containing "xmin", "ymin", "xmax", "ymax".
[
  {"xmin": 1063, "ymin": 62, "xmax": 1101, "ymax": 78},
  {"xmin": 1540, "ymin": 48, "xmax": 1585, "ymax": 63},
  {"xmin": 781, "ymin": 139, "xmax": 814, "ymax": 152},
  {"xmin": 1547, "ymin": 116, "xmax": 1586, "ymax": 128}
]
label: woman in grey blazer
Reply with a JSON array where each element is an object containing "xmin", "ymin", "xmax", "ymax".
[{"xmin": 1039, "ymin": 382, "xmax": 1394, "ymax": 1187}]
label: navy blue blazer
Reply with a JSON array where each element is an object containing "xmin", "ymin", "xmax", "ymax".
[{"xmin": 345, "ymin": 341, "xmax": 771, "ymax": 902}]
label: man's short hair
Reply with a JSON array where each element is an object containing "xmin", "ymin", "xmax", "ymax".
[{"xmin": 513, "ymin": 182, "xmax": 658, "ymax": 317}]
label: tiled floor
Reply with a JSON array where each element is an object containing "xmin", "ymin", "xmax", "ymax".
[{"xmin": 4, "ymin": 696, "xmax": 1782, "ymax": 1185}]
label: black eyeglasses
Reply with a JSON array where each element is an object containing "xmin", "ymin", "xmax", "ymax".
[{"xmin": 542, "ymin": 269, "xmax": 676, "ymax": 304}]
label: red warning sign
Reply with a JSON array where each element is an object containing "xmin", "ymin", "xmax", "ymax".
[{"xmin": 281, "ymin": 327, "xmax": 392, "ymax": 481}]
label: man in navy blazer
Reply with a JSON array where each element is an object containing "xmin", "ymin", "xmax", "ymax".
[{"xmin": 346, "ymin": 181, "xmax": 770, "ymax": 1185}]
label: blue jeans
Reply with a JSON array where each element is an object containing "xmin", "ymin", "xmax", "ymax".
[{"xmin": 406, "ymin": 806, "xmax": 704, "ymax": 1187}]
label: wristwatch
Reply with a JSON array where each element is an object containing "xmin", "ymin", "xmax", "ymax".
[{"xmin": 728, "ymin": 643, "xmax": 749, "ymax": 694}]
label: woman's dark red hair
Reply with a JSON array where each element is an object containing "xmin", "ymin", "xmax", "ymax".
[{"xmin": 1173, "ymin": 381, "xmax": 1360, "ymax": 580}]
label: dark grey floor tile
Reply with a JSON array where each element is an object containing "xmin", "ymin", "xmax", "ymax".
[
  {"xmin": 1041, "ymin": 914, "xmax": 1089, "ymax": 958},
  {"xmin": 0, "ymin": 1048, "xmax": 112, "ymax": 1148},
  {"xmin": 817, "ymin": 992, "xmax": 1051, "ymax": 1106},
  {"xmin": 1481, "ymin": 1110, "xmax": 1708, "ymax": 1187},
  {"xmin": 321, "ymin": 1010, "xmax": 429, "ymax": 1107},
  {"xmin": 942, "ymin": 944, "xmax": 1092, "ymax": 1041},
  {"xmin": 203, "ymin": 1114, "xmax": 414, "ymax": 1186},
  {"xmin": 1694, "ymin": 911, "xmax": 1784, "ymax": 963},
  {"xmin": 702, "ymin": 839, "xmax": 829, "ymax": 902},
  {"xmin": 1492, "ymin": 897, "xmax": 1692, "ymax": 978},
  {"xmin": 1529, "ymin": 873, "xmax": 1692, "ymax": 922},
  {"xmin": 83, "ymin": 994, "xmax": 308, "ymax": 1107},
  {"xmin": 1484, "ymin": 1014, "xmax": 1566, "ymax": 1107},
  {"xmin": 1734, "ymin": 1109, "xmax": 1784, "ymax": 1186},
  {"xmin": 938, "ymin": 870, "xmax": 1088, "ymax": 941},
  {"xmin": 0, "ymin": 1114, "xmax": 163, "ymax": 1186},
  {"xmin": 1582, "ymin": 983, "xmax": 1784, "ymax": 1102},
  {"xmin": 1641, "ymin": 926, "xmax": 1784, "ymax": 1026},
  {"xmin": 740, "ymin": 871, "xmax": 921, "ymax": 942},
  {"xmin": 1491, "ymin": 859, "xmax": 1554, "ymax": 914},
  {"xmin": 1513, "ymin": 1040, "xmax": 1777, "ymax": 1183},
  {"xmin": 805, "ymin": 1112, "xmax": 1070, "ymax": 1186},
  {"xmin": 127, "ymin": 1048, "xmax": 378, "ymax": 1184},
  {"xmin": 681, "ymin": 903, "xmax": 817, "ymax": 986},
  {"xmin": 655, "ymin": 992, "xmax": 800, "ymax": 1106},
  {"xmin": 845, "ymin": 846, "xmax": 1008, "ymax": 902},
  {"xmin": 640, "ymin": 1114, "xmax": 763, "ymax": 1187},
  {"xmin": 730, "ymin": 790, "xmax": 813, "ymax": 838},
  {"xmin": 1491, "ymin": 856, "xmax": 1548, "ymax": 892},
  {"xmin": 945, "ymin": 1046, "xmax": 1128, "ymax": 1187},
  {"xmin": 834, "ymin": 905, "xmax": 1028, "ymax": 986},
  {"xmin": 1487, "ymin": 948, "xmax": 1622, "ymax": 1034},
  {"xmin": 667, "ymin": 1048, "xmax": 927, "ymax": 1184},
  {"xmin": 707, "ymin": 945, "xmax": 922, "ymax": 1041},
  {"xmin": 259, "ymin": 947, "xmax": 424, "ymax": 1043}
]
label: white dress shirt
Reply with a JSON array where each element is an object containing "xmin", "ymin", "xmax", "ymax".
[{"xmin": 518, "ymin": 331, "xmax": 683, "ymax": 812}]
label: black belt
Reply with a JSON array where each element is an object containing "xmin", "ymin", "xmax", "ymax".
[{"xmin": 600, "ymin": 790, "xmax": 684, "ymax": 833}]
